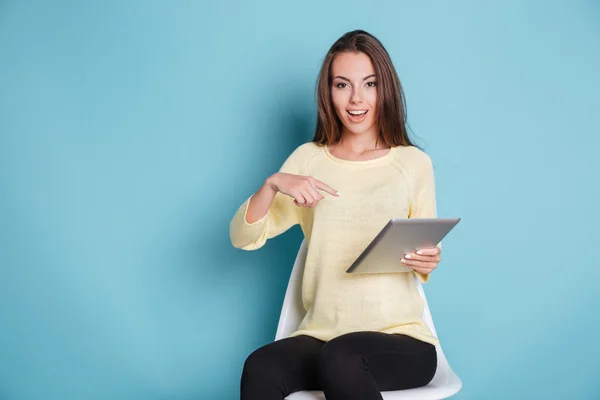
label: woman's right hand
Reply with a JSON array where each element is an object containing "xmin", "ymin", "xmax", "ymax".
[{"xmin": 267, "ymin": 173, "xmax": 339, "ymax": 208}]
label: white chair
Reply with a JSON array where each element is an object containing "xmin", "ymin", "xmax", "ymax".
[{"xmin": 275, "ymin": 240, "xmax": 462, "ymax": 400}]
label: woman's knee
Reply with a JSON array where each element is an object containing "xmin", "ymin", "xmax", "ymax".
[
  {"xmin": 241, "ymin": 337, "xmax": 323, "ymax": 399},
  {"xmin": 242, "ymin": 344, "xmax": 281, "ymax": 383},
  {"xmin": 241, "ymin": 345, "xmax": 288, "ymax": 399}
]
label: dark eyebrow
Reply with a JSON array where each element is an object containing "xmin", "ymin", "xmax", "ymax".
[{"xmin": 333, "ymin": 74, "xmax": 377, "ymax": 82}]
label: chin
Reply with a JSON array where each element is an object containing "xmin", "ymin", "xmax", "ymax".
[{"xmin": 343, "ymin": 121, "xmax": 377, "ymax": 136}]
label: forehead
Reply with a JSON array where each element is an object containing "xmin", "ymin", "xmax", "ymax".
[{"xmin": 331, "ymin": 52, "xmax": 375, "ymax": 78}]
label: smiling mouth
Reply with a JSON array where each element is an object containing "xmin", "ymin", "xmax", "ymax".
[{"xmin": 347, "ymin": 110, "xmax": 368, "ymax": 116}]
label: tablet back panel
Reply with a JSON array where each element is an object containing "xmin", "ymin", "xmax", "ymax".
[{"xmin": 346, "ymin": 218, "xmax": 461, "ymax": 274}]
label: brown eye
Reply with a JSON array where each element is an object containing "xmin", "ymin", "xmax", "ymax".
[
  {"xmin": 335, "ymin": 83, "xmax": 347, "ymax": 89},
  {"xmin": 366, "ymin": 81, "xmax": 377, "ymax": 87}
]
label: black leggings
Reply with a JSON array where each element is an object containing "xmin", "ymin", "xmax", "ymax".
[{"xmin": 241, "ymin": 331, "xmax": 437, "ymax": 400}]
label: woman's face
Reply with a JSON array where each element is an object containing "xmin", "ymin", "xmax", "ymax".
[{"xmin": 330, "ymin": 51, "xmax": 378, "ymax": 139}]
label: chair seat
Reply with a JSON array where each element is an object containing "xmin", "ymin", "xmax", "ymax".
[{"xmin": 277, "ymin": 240, "xmax": 462, "ymax": 400}]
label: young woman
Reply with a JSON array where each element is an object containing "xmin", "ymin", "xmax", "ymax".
[{"xmin": 230, "ymin": 29, "xmax": 443, "ymax": 400}]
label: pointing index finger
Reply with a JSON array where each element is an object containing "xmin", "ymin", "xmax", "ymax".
[{"xmin": 313, "ymin": 180, "xmax": 339, "ymax": 196}]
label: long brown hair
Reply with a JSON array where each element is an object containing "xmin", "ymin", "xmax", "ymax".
[{"xmin": 312, "ymin": 30, "xmax": 416, "ymax": 148}]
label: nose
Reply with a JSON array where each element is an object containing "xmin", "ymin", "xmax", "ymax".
[{"xmin": 350, "ymin": 86, "xmax": 363, "ymax": 104}]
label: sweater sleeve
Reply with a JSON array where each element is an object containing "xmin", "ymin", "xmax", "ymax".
[
  {"xmin": 408, "ymin": 151, "xmax": 439, "ymax": 283},
  {"xmin": 229, "ymin": 149, "xmax": 302, "ymax": 251}
]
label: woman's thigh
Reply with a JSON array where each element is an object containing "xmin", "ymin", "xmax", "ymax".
[
  {"xmin": 319, "ymin": 331, "xmax": 437, "ymax": 392},
  {"xmin": 241, "ymin": 335, "xmax": 325, "ymax": 399}
]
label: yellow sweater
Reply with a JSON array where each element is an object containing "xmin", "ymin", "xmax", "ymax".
[{"xmin": 230, "ymin": 142, "xmax": 440, "ymax": 346}]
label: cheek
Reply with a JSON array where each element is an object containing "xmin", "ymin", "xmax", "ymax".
[
  {"xmin": 368, "ymin": 91, "xmax": 377, "ymax": 109},
  {"xmin": 331, "ymin": 91, "xmax": 347, "ymax": 117},
  {"xmin": 368, "ymin": 93, "xmax": 378, "ymax": 120}
]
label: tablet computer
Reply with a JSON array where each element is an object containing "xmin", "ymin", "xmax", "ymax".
[{"xmin": 346, "ymin": 217, "xmax": 461, "ymax": 274}]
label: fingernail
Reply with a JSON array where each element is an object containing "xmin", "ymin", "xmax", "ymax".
[
  {"xmin": 400, "ymin": 258, "xmax": 406, "ymax": 263},
  {"xmin": 405, "ymin": 254, "xmax": 412, "ymax": 259},
  {"xmin": 416, "ymin": 251, "xmax": 422, "ymax": 255}
]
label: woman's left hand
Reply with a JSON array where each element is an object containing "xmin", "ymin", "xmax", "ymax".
[{"xmin": 400, "ymin": 247, "xmax": 441, "ymax": 275}]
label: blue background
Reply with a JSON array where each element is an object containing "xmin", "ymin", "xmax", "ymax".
[{"xmin": 1, "ymin": 1, "xmax": 599, "ymax": 399}]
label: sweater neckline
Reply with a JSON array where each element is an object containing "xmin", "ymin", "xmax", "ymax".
[{"xmin": 323, "ymin": 144, "xmax": 394, "ymax": 165}]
